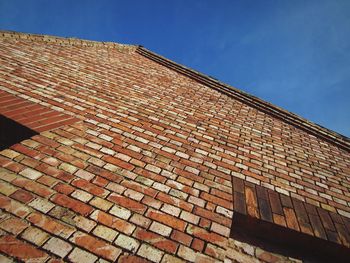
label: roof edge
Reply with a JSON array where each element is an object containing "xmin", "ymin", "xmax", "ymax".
[
  {"xmin": 136, "ymin": 46, "xmax": 350, "ymax": 152},
  {"xmin": 0, "ymin": 30, "xmax": 137, "ymax": 53}
]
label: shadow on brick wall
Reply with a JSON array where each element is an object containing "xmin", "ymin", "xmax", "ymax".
[{"xmin": 0, "ymin": 114, "xmax": 38, "ymax": 151}]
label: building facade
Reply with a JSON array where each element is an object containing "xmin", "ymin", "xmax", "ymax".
[{"xmin": 0, "ymin": 31, "xmax": 349, "ymax": 262}]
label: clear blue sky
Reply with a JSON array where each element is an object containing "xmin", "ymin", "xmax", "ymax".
[{"xmin": 1, "ymin": 0, "xmax": 349, "ymax": 137}]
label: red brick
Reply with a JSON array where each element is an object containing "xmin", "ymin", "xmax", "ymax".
[
  {"xmin": 51, "ymin": 193, "xmax": 93, "ymax": 216},
  {"xmin": 147, "ymin": 209, "xmax": 186, "ymax": 231},
  {"xmin": 0, "ymin": 216, "xmax": 29, "ymax": 235},
  {"xmin": 171, "ymin": 230, "xmax": 192, "ymax": 246},
  {"xmin": 108, "ymin": 193, "xmax": 147, "ymax": 214},
  {"xmin": 187, "ymin": 225, "xmax": 226, "ymax": 248},
  {"xmin": 0, "ymin": 195, "xmax": 30, "ymax": 218},
  {"xmin": 157, "ymin": 192, "xmax": 193, "ymax": 212},
  {"xmin": 200, "ymin": 192, "xmax": 232, "ymax": 210},
  {"xmin": 12, "ymin": 177, "xmax": 53, "ymax": 198},
  {"xmin": 103, "ymin": 156, "xmax": 134, "ymax": 171},
  {"xmin": 90, "ymin": 210, "xmax": 135, "ymax": 235},
  {"xmin": 0, "ymin": 235, "xmax": 48, "ymax": 261},
  {"xmin": 191, "ymin": 238, "xmax": 205, "ymax": 252},
  {"xmin": 121, "ymin": 180, "xmax": 158, "ymax": 198},
  {"xmin": 118, "ymin": 254, "xmax": 150, "ymax": 263},
  {"xmin": 86, "ymin": 165, "xmax": 123, "ymax": 183},
  {"xmin": 27, "ymin": 212, "xmax": 75, "ymax": 238},
  {"xmin": 10, "ymin": 189, "xmax": 35, "ymax": 204},
  {"xmin": 70, "ymin": 231, "xmax": 121, "ymax": 261},
  {"xmin": 53, "ymin": 182, "xmax": 75, "ymax": 195},
  {"xmin": 92, "ymin": 176, "xmax": 109, "ymax": 187},
  {"xmin": 193, "ymin": 206, "xmax": 231, "ymax": 227},
  {"xmin": 133, "ymin": 228, "xmax": 178, "ymax": 254},
  {"xmin": 11, "ymin": 144, "xmax": 40, "ymax": 158},
  {"xmin": 71, "ymin": 178, "xmax": 109, "ymax": 197}
]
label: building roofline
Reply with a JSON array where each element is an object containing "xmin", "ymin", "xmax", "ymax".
[
  {"xmin": 1, "ymin": 30, "xmax": 348, "ymax": 151},
  {"xmin": 136, "ymin": 46, "xmax": 350, "ymax": 152},
  {"xmin": 0, "ymin": 30, "xmax": 137, "ymax": 52}
]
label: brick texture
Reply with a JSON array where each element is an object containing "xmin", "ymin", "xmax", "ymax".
[{"xmin": 0, "ymin": 30, "xmax": 349, "ymax": 262}]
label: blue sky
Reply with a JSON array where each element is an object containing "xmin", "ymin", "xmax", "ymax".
[{"xmin": 1, "ymin": 0, "xmax": 349, "ymax": 137}]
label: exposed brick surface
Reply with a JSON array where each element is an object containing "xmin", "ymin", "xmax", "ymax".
[
  {"xmin": 0, "ymin": 92, "xmax": 79, "ymax": 133},
  {"xmin": 0, "ymin": 30, "xmax": 349, "ymax": 262},
  {"xmin": 232, "ymin": 177, "xmax": 350, "ymax": 248}
]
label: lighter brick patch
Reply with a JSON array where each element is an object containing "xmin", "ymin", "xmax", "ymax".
[
  {"xmin": 0, "ymin": 149, "xmax": 20, "ymax": 159},
  {"xmin": 93, "ymin": 225, "xmax": 118, "ymax": 242},
  {"xmin": 177, "ymin": 245, "xmax": 205, "ymax": 262},
  {"xmin": 110, "ymin": 205, "xmax": 132, "ymax": 220},
  {"xmin": 21, "ymin": 226, "xmax": 49, "ymax": 246},
  {"xmin": 28, "ymin": 198, "xmax": 55, "ymax": 213},
  {"xmin": 188, "ymin": 196, "xmax": 205, "ymax": 207},
  {"xmin": 59, "ymin": 163, "xmax": 78, "ymax": 174},
  {"xmin": 99, "ymin": 134, "xmax": 113, "ymax": 141},
  {"xmin": 0, "ymin": 255, "xmax": 14, "ymax": 263},
  {"xmin": 161, "ymin": 147, "xmax": 176, "ymax": 154},
  {"xmin": 68, "ymin": 247, "xmax": 98, "ymax": 263},
  {"xmin": 124, "ymin": 189, "xmax": 144, "ymax": 201},
  {"xmin": 145, "ymin": 164, "xmax": 161, "ymax": 174},
  {"xmin": 19, "ymin": 168, "xmax": 42, "ymax": 180},
  {"xmin": 211, "ymin": 222, "xmax": 230, "ymax": 237},
  {"xmin": 185, "ymin": 166, "xmax": 200, "ymax": 175},
  {"xmin": 115, "ymin": 153, "xmax": 131, "ymax": 162},
  {"xmin": 150, "ymin": 221, "xmax": 172, "ymax": 237},
  {"xmin": 114, "ymin": 234, "xmax": 139, "ymax": 252},
  {"xmin": 90, "ymin": 197, "xmax": 113, "ymax": 211},
  {"xmin": 74, "ymin": 216, "xmax": 96, "ymax": 232},
  {"xmin": 216, "ymin": 206, "xmax": 233, "ymax": 218},
  {"xmin": 75, "ymin": 170, "xmax": 95, "ymax": 180},
  {"xmin": 71, "ymin": 190, "xmax": 93, "ymax": 202},
  {"xmin": 86, "ymin": 142, "xmax": 102, "ymax": 150},
  {"xmin": 161, "ymin": 204, "xmax": 181, "ymax": 217},
  {"xmin": 101, "ymin": 147, "xmax": 115, "ymax": 155},
  {"xmin": 137, "ymin": 244, "xmax": 164, "ymax": 263},
  {"xmin": 175, "ymin": 151, "xmax": 189, "ymax": 159},
  {"xmin": 180, "ymin": 211, "xmax": 199, "ymax": 225},
  {"xmin": 153, "ymin": 182, "xmax": 170, "ymax": 193},
  {"xmin": 0, "ymin": 181, "xmax": 17, "ymax": 196},
  {"xmin": 57, "ymin": 138, "xmax": 74, "ymax": 146},
  {"xmin": 43, "ymin": 237, "xmax": 73, "ymax": 257}
]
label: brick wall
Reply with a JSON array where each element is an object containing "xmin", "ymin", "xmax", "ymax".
[{"xmin": 0, "ymin": 31, "xmax": 349, "ymax": 262}]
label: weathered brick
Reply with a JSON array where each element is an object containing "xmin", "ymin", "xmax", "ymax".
[
  {"xmin": 0, "ymin": 215, "xmax": 29, "ymax": 235},
  {"xmin": 0, "ymin": 195, "xmax": 31, "ymax": 218},
  {"xmin": 171, "ymin": 230, "xmax": 192, "ymax": 246},
  {"xmin": 43, "ymin": 237, "xmax": 73, "ymax": 258},
  {"xmin": 108, "ymin": 193, "xmax": 147, "ymax": 214},
  {"xmin": 150, "ymin": 221, "xmax": 173, "ymax": 237},
  {"xmin": 27, "ymin": 212, "xmax": 75, "ymax": 239},
  {"xmin": 89, "ymin": 197, "xmax": 113, "ymax": 211},
  {"xmin": 70, "ymin": 231, "xmax": 121, "ymax": 261},
  {"xmin": 28, "ymin": 198, "xmax": 55, "ymax": 213},
  {"xmin": 137, "ymin": 243, "xmax": 164, "ymax": 263},
  {"xmin": 133, "ymin": 228, "xmax": 178, "ymax": 254},
  {"xmin": 10, "ymin": 189, "xmax": 35, "ymax": 204},
  {"xmin": 93, "ymin": 225, "xmax": 118, "ymax": 242},
  {"xmin": 90, "ymin": 210, "xmax": 135, "ymax": 235},
  {"xmin": 0, "ymin": 235, "xmax": 48, "ymax": 262},
  {"xmin": 21, "ymin": 226, "xmax": 49, "ymax": 246},
  {"xmin": 0, "ymin": 181, "xmax": 17, "ymax": 196},
  {"xmin": 114, "ymin": 234, "xmax": 140, "ymax": 253},
  {"xmin": 68, "ymin": 247, "xmax": 98, "ymax": 263},
  {"xmin": 51, "ymin": 193, "xmax": 93, "ymax": 216},
  {"xmin": 71, "ymin": 189, "xmax": 93, "ymax": 202},
  {"xmin": 147, "ymin": 209, "xmax": 187, "ymax": 231}
]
